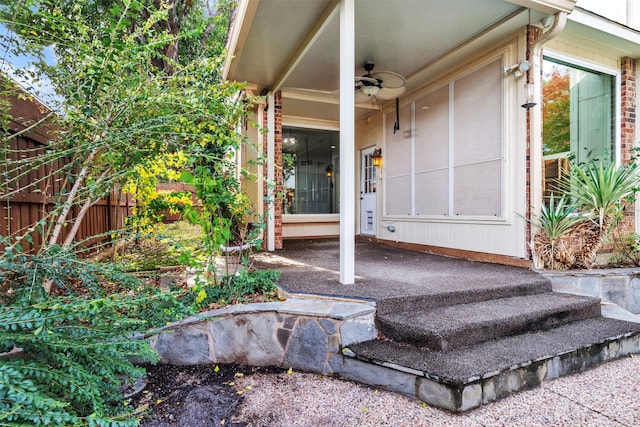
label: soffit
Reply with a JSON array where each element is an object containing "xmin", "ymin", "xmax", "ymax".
[{"xmin": 226, "ymin": 0, "xmax": 576, "ymax": 121}]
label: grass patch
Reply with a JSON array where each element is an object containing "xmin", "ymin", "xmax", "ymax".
[{"xmin": 116, "ymin": 221, "xmax": 207, "ymax": 271}]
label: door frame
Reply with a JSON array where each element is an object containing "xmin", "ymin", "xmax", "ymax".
[{"xmin": 360, "ymin": 146, "xmax": 378, "ymax": 236}]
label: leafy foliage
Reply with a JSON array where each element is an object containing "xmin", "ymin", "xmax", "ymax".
[
  {"xmin": 0, "ymin": 1, "xmax": 280, "ymax": 425},
  {"xmin": 186, "ymin": 269, "xmax": 280, "ymax": 311},
  {"xmin": 530, "ymin": 194, "xmax": 583, "ymax": 269},
  {"xmin": 532, "ymin": 161, "xmax": 640, "ymax": 269},
  {"xmin": 0, "ymin": 0, "xmax": 246, "ymax": 252},
  {"xmin": 0, "ymin": 242, "xmax": 194, "ymax": 426},
  {"xmin": 543, "ymin": 69, "xmax": 570, "ymax": 155},
  {"xmin": 114, "ymin": 222, "xmax": 207, "ymax": 272},
  {"xmin": 558, "ymin": 161, "xmax": 640, "ymax": 230}
]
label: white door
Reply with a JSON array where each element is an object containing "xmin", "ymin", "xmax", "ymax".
[{"xmin": 360, "ymin": 147, "xmax": 377, "ymax": 235}]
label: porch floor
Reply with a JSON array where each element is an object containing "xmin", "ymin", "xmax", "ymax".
[{"xmin": 253, "ymin": 238, "xmax": 640, "ymax": 412}]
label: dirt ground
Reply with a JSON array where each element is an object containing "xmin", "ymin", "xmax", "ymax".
[{"xmin": 130, "ymin": 363, "xmax": 284, "ymax": 427}]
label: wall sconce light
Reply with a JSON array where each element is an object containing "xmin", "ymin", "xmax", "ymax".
[
  {"xmin": 371, "ymin": 148, "xmax": 382, "ymax": 167},
  {"xmin": 504, "ymin": 60, "xmax": 530, "ymax": 78},
  {"xmin": 521, "ymin": 82, "xmax": 537, "ymax": 109},
  {"xmin": 325, "ymin": 164, "xmax": 333, "ymax": 178}
]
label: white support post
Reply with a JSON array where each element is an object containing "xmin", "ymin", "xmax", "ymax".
[
  {"xmin": 267, "ymin": 94, "xmax": 275, "ymax": 252},
  {"xmin": 256, "ymin": 102, "xmax": 265, "ymax": 220},
  {"xmin": 340, "ymin": 0, "xmax": 355, "ymax": 284}
]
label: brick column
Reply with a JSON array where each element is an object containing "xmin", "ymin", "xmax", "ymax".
[
  {"xmin": 621, "ymin": 57, "xmax": 636, "ymax": 164},
  {"xmin": 273, "ymin": 91, "xmax": 283, "ymax": 249},
  {"xmin": 262, "ymin": 91, "xmax": 283, "ymax": 250},
  {"xmin": 621, "ymin": 56, "xmax": 636, "ymax": 235}
]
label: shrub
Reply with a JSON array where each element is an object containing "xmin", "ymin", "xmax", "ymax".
[
  {"xmin": 186, "ymin": 269, "xmax": 281, "ymax": 311},
  {"xmin": 0, "ymin": 243, "xmax": 192, "ymax": 426}
]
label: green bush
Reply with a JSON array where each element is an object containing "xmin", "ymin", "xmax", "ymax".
[
  {"xmin": 186, "ymin": 269, "xmax": 281, "ymax": 311},
  {"xmin": 0, "ymin": 244, "xmax": 193, "ymax": 426}
]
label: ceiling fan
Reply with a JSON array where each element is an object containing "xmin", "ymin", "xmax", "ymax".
[{"xmin": 354, "ymin": 61, "xmax": 406, "ymax": 104}]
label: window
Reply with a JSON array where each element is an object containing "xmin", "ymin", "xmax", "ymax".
[
  {"xmin": 542, "ymin": 58, "xmax": 616, "ymax": 202},
  {"xmin": 282, "ymin": 127, "xmax": 339, "ymax": 214},
  {"xmin": 385, "ymin": 58, "xmax": 503, "ymax": 218}
]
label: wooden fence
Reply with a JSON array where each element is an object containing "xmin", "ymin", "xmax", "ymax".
[{"xmin": 1, "ymin": 85, "xmax": 133, "ymax": 254}]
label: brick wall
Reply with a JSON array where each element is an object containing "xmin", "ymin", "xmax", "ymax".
[
  {"xmin": 621, "ymin": 56, "xmax": 636, "ymax": 164},
  {"xmin": 262, "ymin": 91, "xmax": 283, "ymax": 250},
  {"xmin": 602, "ymin": 56, "xmax": 637, "ymax": 252}
]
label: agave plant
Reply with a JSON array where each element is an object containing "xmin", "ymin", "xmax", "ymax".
[
  {"xmin": 531, "ymin": 194, "xmax": 584, "ymax": 269},
  {"xmin": 558, "ymin": 161, "xmax": 640, "ymax": 267}
]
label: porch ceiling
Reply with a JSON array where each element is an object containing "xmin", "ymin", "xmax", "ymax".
[{"xmin": 225, "ymin": 0, "xmax": 574, "ymax": 121}]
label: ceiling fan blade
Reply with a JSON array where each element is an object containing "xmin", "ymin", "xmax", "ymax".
[
  {"xmin": 376, "ymin": 86, "xmax": 406, "ymax": 100},
  {"xmin": 371, "ymin": 71, "xmax": 406, "ymax": 89},
  {"xmin": 355, "ymin": 75, "xmax": 378, "ymax": 84}
]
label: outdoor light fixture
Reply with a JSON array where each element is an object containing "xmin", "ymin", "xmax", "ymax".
[
  {"xmin": 504, "ymin": 60, "xmax": 530, "ymax": 78},
  {"xmin": 325, "ymin": 164, "xmax": 333, "ymax": 178},
  {"xmin": 361, "ymin": 85, "xmax": 380, "ymax": 97},
  {"xmin": 371, "ymin": 148, "xmax": 382, "ymax": 167},
  {"xmin": 522, "ymin": 82, "xmax": 537, "ymax": 109}
]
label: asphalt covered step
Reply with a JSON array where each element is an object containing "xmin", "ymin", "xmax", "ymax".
[
  {"xmin": 375, "ymin": 278, "xmax": 552, "ymax": 315},
  {"xmin": 351, "ymin": 317, "xmax": 640, "ymax": 384},
  {"xmin": 377, "ymin": 292, "xmax": 601, "ymax": 351}
]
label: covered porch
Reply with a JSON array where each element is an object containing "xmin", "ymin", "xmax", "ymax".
[{"xmin": 224, "ymin": 0, "xmax": 579, "ymax": 283}]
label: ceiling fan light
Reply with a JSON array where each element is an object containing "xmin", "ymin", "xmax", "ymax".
[{"xmin": 361, "ymin": 85, "xmax": 380, "ymax": 96}]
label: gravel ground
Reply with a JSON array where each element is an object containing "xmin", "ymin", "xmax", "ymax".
[{"xmin": 231, "ymin": 355, "xmax": 640, "ymax": 427}]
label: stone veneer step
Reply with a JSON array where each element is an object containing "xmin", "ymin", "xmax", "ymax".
[
  {"xmin": 376, "ymin": 292, "xmax": 601, "ymax": 351},
  {"xmin": 148, "ymin": 291, "xmax": 640, "ymax": 414},
  {"xmin": 345, "ymin": 317, "xmax": 640, "ymax": 412}
]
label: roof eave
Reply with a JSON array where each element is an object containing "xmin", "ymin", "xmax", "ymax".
[{"xmin": 506, "ymin": 0, "xmax": 576, "ymax": 14}]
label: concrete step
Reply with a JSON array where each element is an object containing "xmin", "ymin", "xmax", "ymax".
[
  {"xmin": 343, "ymin": 317, "xmax": 640, "ymax": 412},
  {"xmin": 375, "ymin": 278, "xmax": 552, "ymax": 315},
  {"xmin": 377, "ymin": 292, "xmax": 601, "ymax": 351}
]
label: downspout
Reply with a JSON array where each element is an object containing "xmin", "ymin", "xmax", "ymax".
[{"xmin": 528, "ymin": 12, "xmax": 567, "ymax": 261}]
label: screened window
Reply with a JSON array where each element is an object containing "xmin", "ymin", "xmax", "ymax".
[
  {"xmin": 384, "ymin": 58, "xmax": 503, "ymax": 218},
  {"xmin": 282, "ymin": 127, "xmax": 339, "ymax": 214}
]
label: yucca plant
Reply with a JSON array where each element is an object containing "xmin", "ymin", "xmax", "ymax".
[
  {"xmin": 558, "ymin": 161, "xmax": 640, "ymax": 267},
  {"xmin": 531, "ymin": 194, "xmax": 584, "ymax": 269}
]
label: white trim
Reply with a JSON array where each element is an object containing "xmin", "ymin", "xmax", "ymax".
[
  {"xmin": 283, "ymin": 117, "xmax": 339, "ymax": 131},
  {"xmin": 222, "ymin": 0, "xmax": 258, "ymax": 81},
  {"xmin": 506, "ymin": 0, "xmax": 576, "ymax": 14},
  {"xmin": 570, "ymin": 8, "xmax": 640, "ymax": 45},
  {"xmin": 283, "ymin": 214, "xmax": 340, "ymax": 223}
]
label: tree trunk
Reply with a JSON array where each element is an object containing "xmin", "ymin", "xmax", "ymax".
[
  {"xmin": 47, "ymin": 148, "xmax": 99, "ymax": 247},
  {"xmin": 571, "ymin": 215, "xmax": 614, "ymax": 269}
]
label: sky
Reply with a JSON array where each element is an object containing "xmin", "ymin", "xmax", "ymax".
[{"xmin": 0, "ymin": 22, "xmax": 58, "ymax": 107}]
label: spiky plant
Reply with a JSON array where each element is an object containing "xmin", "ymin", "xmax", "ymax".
[
  {"xmin": 559, "ymin": 161, "xmax": 640, "ymax": 267},
  {"xmin": 531, "ymin": 194, "xmax": 584, "ymax": 269}
]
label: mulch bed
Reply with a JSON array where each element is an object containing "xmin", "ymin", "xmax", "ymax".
[{"xmin": 129, "ymin": 364, "xmax": 285, "ymax": 426}]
